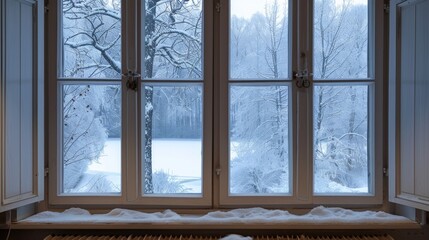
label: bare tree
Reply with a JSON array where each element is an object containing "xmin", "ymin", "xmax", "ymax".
[
  {"xmin": 229, "ymin": 0, "xmax": 290, "ymax": 194},
  {"xmin": 143, "ymin": 0, "xmax": 202, "ymax": 193},
  {"xmin": 313, "ymin": 0, "xmax": 367, "ymax": 79},
  {"xmin": 63, "ymin": 0, "xmax": 121, "ymax": 78},
  {"xmin": 312, "ymin": 0, "xmax": 369, "ymax": 191},
  {"xmin": 61, "ymin": 0, "xmax": 203, "ymax": 193},
  {"xmin": 61, "ymin": 0, "xmax": 121, "ymax": 192},
  {"xmin": 264, "ymin": 0, "xmax": 287, "ymax": 79},
  {"xmin": 62, "ymin": 85, "xmax": 107, "ymax": 191}
]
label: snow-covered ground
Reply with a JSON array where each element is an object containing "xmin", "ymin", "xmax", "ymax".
[
  {"xmin": 87, "ymin": 138, "xmax": 201, "ymax": 177},
  {"xmin": 74, "ymin": 138, "xmax": 202, "ymax": 193},
  {"xmin": 88, "ymin": 138, "xmax": 122, "ymax": 173},
  {"xmin": 74, "ymin": 138, "xmax": 368, "ymax": 194},
  {"xmin": 152, "ymin": 139, "xmax": 202, "ymax": 193},
  {"xmin": 151, "ymin": 139, "xmax": 202, "ymax": 178},
  {"xmin": 70, "ymin": 139, "xmax": 121, "ymax": 193}
]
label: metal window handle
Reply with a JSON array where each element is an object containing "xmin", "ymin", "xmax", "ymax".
[
  {"xmin": 293, "ymin": 70, "xmax": 312, "ymax": 88},
  {"xmin": 123, "ymin": 71, "xmax": 141, "ymax": 91}
]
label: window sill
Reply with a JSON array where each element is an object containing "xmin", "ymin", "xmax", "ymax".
[
  {"xmin": 11, "ymin": 221, "xmax": 420, "ymax": 230},
  {"xmin": 12, "ymin": 206, "xmax": 419, "ymax": 230}
]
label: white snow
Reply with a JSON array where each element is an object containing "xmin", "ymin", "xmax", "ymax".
[
  {"xmin": 152, "ymin": 139, "xmax": 202, "ymax": 178},
  {"xmin": 88, "ymin": 138, "xmax": 121, "ymax": 173},
  {"xmin": 69, "ymin": 139, "xmax": 122, "ymax": 193},
  {"xmin": 74, "ymin": 138, "xmax": 202, "ymax": 193},
  {"xmin": 86, "ymin": 138, "xmax": 202, "ymax": 178},
  {"xmin": 21, "ymin": 206, "xmax": 414, "ymax": 226},
  {"xmin": 77, "ymin": 139, "xmax": 369, "ymax": 195},
  {"xmin": 220, "ymin": 235, "xmax": 252, "ymax": 240}
]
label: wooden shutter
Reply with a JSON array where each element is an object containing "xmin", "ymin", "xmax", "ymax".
[
  {"xmin": 0, "ymin": 0, "xmax": 44, "ymax": 212},
  {"xmin": 389, "ymin": 0, "xmax": 429, "ymax": 211}
]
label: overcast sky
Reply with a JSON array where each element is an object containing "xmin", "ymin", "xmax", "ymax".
[
  {"xmin": 230, "ymin": 0, "xmax": 367, "ymax": 19},
  {"xmin": 231, "ymin": 0, "xmax": 285, "ymax": 19}
]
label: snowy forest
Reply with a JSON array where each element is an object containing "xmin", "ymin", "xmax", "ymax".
[{"xmin": 61, "ymin": 0, "xmax": 369, "ymax": 195}]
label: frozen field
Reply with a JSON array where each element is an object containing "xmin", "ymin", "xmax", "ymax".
[
  {"xmin": 74, "ymin": 138, "xmax": 367, "ymax": 194},
  {"xmin": 76, "ymin": 138, "xmax": 202, "ymax": 193}
]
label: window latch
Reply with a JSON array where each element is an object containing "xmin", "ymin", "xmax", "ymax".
[
  {"xmin": 294, "ymin": 52, "xmax": 312, "ymax": 88},
  {"xmin": 384, "ymin": 3, "xmax": 390, "ymax": 14},
  {"xmin": 123, "ymin": 71, "xmax": 141, "ymax": 91},
  {"xmin": 293, "ymin": 69, "xmax": 312, "ymax": 88},
  {"xmin": 216, "ymin": 3, "xmax": 221, "ymax": 13}
]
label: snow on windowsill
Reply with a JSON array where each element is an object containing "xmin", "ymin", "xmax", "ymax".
[{"xmin": 16, "ymin": 206, "xmax": 419, "ymax": 230}]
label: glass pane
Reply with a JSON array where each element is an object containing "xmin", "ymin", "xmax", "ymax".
[
  {"xmin": 230, "ymin": 0, "xmax": 289, "ymax": 79},
  {"xmin": 61, "ymin": 0, "xmax": 121, "ymax": 78},
  {"xmin": 229, "ymin": 86, "xmax": 290, "ymax": 194},
  {"xmin": 62, "ymin": 85, "xmax": 121, "ymax": 194},
  {"xmin": 143, "ymin": 0, "xmax": 203, "ymax": 80},
  {"xmin": 313, "ymin": 85, "xmax": 369, "ymax": 194},
  {"xmin": 143, "ymin": 85, "xmax": 203, "ymax": 194},
  {"xmin": 313, "ymin": 0, "xmax": 368, "ymax": 79}
]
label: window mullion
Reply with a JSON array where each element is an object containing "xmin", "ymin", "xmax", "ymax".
[
  {"xmin": 123, "ymin": 0, "xmax": 140, "ymax": 202},
  {"xmin": 294, "ymin": 0, "xmax": 313, "ymax": 203},
  {"xmin": 218, "ymin": 0, "xmax": 229, "ymax": 206}
]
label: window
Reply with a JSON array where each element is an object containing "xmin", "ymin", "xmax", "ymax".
[
  {"xmin": 57, "ymin": 0, "xmax": 122, "ymax": 196},
  {"xmin": 312, "ymin": 0, "xmax": 371, "ymax": 194},
  {"xmin": 50, "ymin": 0, "xmax": 212, "ymax": 206},
  {"xmin": 49, "ymin": 0, "xmax": 383, "ymax": 207},
  {"xmin": 141, "ymin": 0, "xmax": 205, "ymax": 196}
]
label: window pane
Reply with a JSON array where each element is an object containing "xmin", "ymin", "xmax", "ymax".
[
  {"xmin": 230, "ymin": 0, "xmax": 289, "ymax": 80},
  {"xmin": 61, "ymin": 0, "xmax": 121, "ymax": 78},
  {"xmin": 62, "ymin": 85, "xmax": 121, "ymax": 194},
  {"xmin": 313, "ymin": 0, "xmax": 368, "ymax": 79},
  {"xmin": 229, "ymin": 86, "xmax": 290, "ymax": 195},
  {"xmin": 313, "ymin": 85, "xmax": 369, "ymax": 194},
  {"xmin": 143, "ymin": 85, "xmax": 203, "ymax": 194},
  {"xmin": 143, "ymin": 0, "xmax": 203, "ymax": 80}
]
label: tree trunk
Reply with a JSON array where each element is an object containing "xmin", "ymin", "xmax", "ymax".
[
  {"xmin": 144, "ymin": 86, "xmax": 154, "ymax": 193},
  {"xmin": 143, "ymin": 0, "xmax": 159, "ymax": 193},
  {"xmin": 347, "ymin": 87, "xmax": 357, "ymax": 171}
]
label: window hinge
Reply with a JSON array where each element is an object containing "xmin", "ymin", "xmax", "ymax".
[
  {"xmin": 215, "ymin": 168, "xmax": 221, "ymax": 176},
  {"xmin": 215, "ymin": 2, "xmax": 221, "ymax": 13},
  {"xmin": 44, "ymin": 168, "xmax": 49, "ymax": 177},
  {"xmin": 384, "ymin": 3, "xmax": 390, "ymax": 14},
  {"xmin": 383, "ymin": 167, "xmax": 388, "ymax": 177}
]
